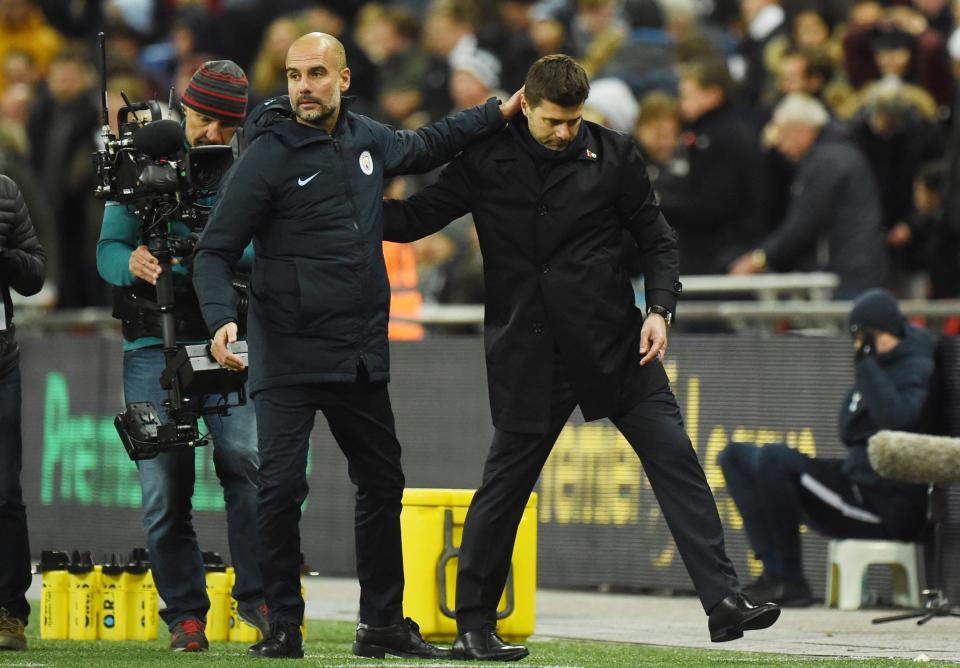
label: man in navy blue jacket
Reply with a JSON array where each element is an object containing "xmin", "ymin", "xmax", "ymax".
[
  {"xmin": 192, "ymin": 32, "xmax": 519, "ymax": 659},
  {"xmin": 720, "ymin": 289, "xmax": 932, "ymax": 605}
]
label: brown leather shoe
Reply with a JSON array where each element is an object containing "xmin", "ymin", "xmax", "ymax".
[{"xmin": 0, "ymin": 609, "xmax": 26, "ymax": 651}]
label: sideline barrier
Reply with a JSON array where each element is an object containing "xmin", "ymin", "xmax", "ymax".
[{"xmin": 19, "ymin": 333, "xmax": 960, "ymax": 608}]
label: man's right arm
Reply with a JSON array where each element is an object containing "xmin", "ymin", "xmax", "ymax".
[
  {"xmin": 377, "ymin": 94, "xmax": 518, "ymax": 177},
  {"xmin": 383, "ymin": 156, "xmax": 473, "ymax": 243},
  {"xmin": 193, "ymin": 143, "xmax": 271, "ymax": 335}
]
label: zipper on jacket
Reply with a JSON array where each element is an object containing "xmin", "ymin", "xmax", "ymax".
[
  {"xmin": 333, "ymin": 139, "xmax": 361, "ymax": 232},
  {"xmin": 332, "ymin": 136, "xmax": 367, "ymax": 362}
]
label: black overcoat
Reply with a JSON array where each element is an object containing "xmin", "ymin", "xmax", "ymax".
[{"xmin": 384, "ymin": 121, "xmax": 682, "ymax": 432}]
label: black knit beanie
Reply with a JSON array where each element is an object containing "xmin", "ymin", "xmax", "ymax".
[{"xmin": 849, "ymin": 288, "xmax": 906, "ymax": 337}]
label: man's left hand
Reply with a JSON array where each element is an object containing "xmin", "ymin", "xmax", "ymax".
[
  {"xmin": 639, "ymin": 313, "xmax": 668, "ymax": 366},
  {"xmin": 500, "ymin": 87, "xmax": 524, "ymax": 119}
]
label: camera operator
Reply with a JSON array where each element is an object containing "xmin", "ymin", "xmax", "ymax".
[
  {"xmin": 0, "ymin": 174, "xmax": 46, "ymax": 651},
  {"xmin": 719, "ymin": 289, "xmax": 931, "ymax": 606},
  {"xmin": 95, "ymin": 61, "xmax": 267, "ymax": 652}
]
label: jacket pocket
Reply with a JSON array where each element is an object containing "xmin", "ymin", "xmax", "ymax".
[
  {"xmin": 251, "ymin": 257, "xmax": 300, "ymax": 334},
  {"xmin": 296, "ymin": 258, "xmax": 359, "ymax": 335}
]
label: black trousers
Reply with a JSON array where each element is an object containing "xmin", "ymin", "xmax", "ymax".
[
  {"xmin": 0, "ymin": 365, "xmax": 30, "ymax": 623},
  {"xmin": 455, "ymin": 359, "xmax": 740, "ymax": 632},
  {"xmin": 719, "ymin": 442, "xmax": 924, "ymax": 581},
  {"xmin": 253, "ymin": 378, "xmax": 406, "ymax": 626}
]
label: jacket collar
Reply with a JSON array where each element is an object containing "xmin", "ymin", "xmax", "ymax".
[
  {"xmin": 493, "ymin": 121, "xmax": 601, "ymax": 194},
  {"xmin": 254, "ymin": 95, "xmax": 358, "ymax": 148}
]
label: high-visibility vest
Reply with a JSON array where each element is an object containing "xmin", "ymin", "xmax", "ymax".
[{"xmin": 383, "ymin": 241, "xmax": 424, "ymax": 341}]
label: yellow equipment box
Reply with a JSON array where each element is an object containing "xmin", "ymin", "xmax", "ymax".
[{"xmin": 400, "ymin": 488, "xmax": 537, "ymax": 642}]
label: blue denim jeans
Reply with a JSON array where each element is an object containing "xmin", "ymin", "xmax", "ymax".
[
  {"xmin": 123, "ymin": 347, "xmax": 261, "ymax": 629},
  {"xmin": 0, "ymin": 365, "xmax": 30, "ymax": 624}
]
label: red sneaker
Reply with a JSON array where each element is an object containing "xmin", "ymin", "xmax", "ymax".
[{"xmin": 169, "ymin": 618, "xmax": 209, "ymax": 652}]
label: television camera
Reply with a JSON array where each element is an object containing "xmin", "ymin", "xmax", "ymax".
[{"xmin": 92, "ymin": 32, "xmax": 247, "ymax": 461}]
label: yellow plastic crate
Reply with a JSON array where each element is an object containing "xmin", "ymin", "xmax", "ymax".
[{"xmin": 400, "ymin": 488, "xmax": 537, "ymax": 642}]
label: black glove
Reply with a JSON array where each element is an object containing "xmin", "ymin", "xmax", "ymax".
[{"xmin": 855, "ymin": 330, "xmax": 876, "ymax": 361}]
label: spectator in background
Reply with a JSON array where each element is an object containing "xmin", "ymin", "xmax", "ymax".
[
  {"xmin": 0, "ymin": 0, "xmax": 61, "ymax": 94},
  {"xmin": 732, "ymin": 0, "xmax": 786, "ymax": 107},
  {"xmin": 476, "ymin": 0, "xmax": 539, "ymax": 93},
  {"xmin": 911, "ymin": 0, "xmax": 952, "ymax": 40},
  {"xmin": 843, "ymin": 9, "xmax": 953, "ymax": 110},
  {"xmin": 901, "ymin": 161, "xmax": 951, "ymax": 296},
  {"xmin": 302, "ymin": 1, "xmax": 380, "ymax": 110},
  {"xmin": 730, "ymin": 94, "xmax": 890, "ymax": 296},
  {"xmin": 633, "ymin": 90, "xmax": 680, "ymax": 183},
  {"xmin": 777, "ymin": 46, "xmax": 835, "ymax": 101},
  {"xmin": 570, "ymin": 0, "xmax": 629, "ymax": 77},
  {"xmin": 584, "ymin": 77, "xmax": 638, "ymax": 134},
  {"xmin": 528, "ymin": 2, "xmax": 570, "ymax": 57},
  {"xmin": 2, "ymin": 51, "xmax": 39, "ymax": 93},
  {"xmin": 250, "ymin": 15, "xmax": 303, "ymax": 105},
  {"xmin": 764, "ymin": 8, "xmax": 842, "ymax": 77},
  {"xmin": 719, "ymin": 290, "xmax": 931, "ymax": 606},
  {"xmin": 422, "ymin": 0, "xmax": 479, "ymax": 119},
  {"xmin": 26, "ymin": 46, "xmax": 103, "ymax": 308},
  {"xmin": 0, "ymin": 173, "xmax": 46, "ymax": 651},
  {"xmin": 847, "ymin": 77, "xmax": 942, "ymax": 294},
  {"xmin": 354, "ymin": 5, "xmax": 429, "ymax": 127},
  {"xmin": 450, "ymin": 49, "xmax": 503, "ymax": 110},
  {"xmin": 656, "ymin": 58, "xmax": 764, "ymax": 275}
]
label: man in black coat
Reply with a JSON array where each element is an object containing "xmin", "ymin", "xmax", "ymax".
[
  {"xmin": 192, "ymin": 32, "xmax": 520, "ymax": 660},
  {"xmin": 0, "ymin": 174, "xmax": 46, "ymax": 651},
  {"xmin": 383, "ymin": 54, "xmax": 780, "ymax": 661}
]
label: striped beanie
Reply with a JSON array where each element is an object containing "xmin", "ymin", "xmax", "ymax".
[{"xmin": 181, "ymin": 60, "xmax": 248, "ymax": 124}]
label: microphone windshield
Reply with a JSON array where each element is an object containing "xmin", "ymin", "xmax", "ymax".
[
  {"xmin": 133, "ymin": 120, "xmax": 185, "ymax": 158},
  {"xmin": 868, "ymin": 430, "xmax": 960, "ymax": 484}
]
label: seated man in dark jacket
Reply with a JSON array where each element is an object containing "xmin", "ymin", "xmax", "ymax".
[{"xmin": 719, "ymin": 289, "xmax": 931, "ymax": 605}]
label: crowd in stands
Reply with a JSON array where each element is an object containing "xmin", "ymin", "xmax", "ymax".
[{"xmin": 2, "ymin": 0, "xmax": 960, "ymax": 309}]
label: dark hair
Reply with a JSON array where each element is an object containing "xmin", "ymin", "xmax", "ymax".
[
  {"xmin": 524, "ymin": 54, "xmax": 590, "ymax": 108},
  {"xmin": 677, "ymin": 57, "xmax": 734, "ymax": 99},
  {"xmin": 784, "ymin": 46, "xmax": 834, "ymax": 83}
]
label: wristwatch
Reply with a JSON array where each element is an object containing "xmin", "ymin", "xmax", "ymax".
[{"xmin": 646, "ymin": 305, "xmax": 673, "ymax": 327}]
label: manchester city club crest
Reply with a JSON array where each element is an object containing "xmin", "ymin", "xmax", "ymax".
[{"xmin": 359, "ymin": 150, "xmax": 374, "ymax": 175}]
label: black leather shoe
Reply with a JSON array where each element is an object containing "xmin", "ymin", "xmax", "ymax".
[
  {"xmin": 353, "ymin": 618, "xmax": 450, "ymax": 659},
  {"xmin": 708, "ymin": 593, "xmax": 780, "ymax": 642},
  {"xmin": 451, "ymin": 628, "xmax": 529, "ymax": 661},
  {"xmin": 248, "ymin": 621, "xmax": 304, "ymax": 659}
]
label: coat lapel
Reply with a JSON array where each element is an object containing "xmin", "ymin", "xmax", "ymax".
[
  {"xmin": 491, "ymin": 140, "xmax": 541, "ymax": 196},
  {"xmin": 541, "ymin": 136, "xmax": 600, "ymax": 195}
]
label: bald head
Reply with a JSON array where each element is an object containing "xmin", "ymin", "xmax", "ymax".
[
  {"xmin": 287, "ymin": 32, "xmax": 347, "ymax": 72},
  {"xmin": 286, "ymin": 32, "xmax": 351, "ymax": 132}
]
